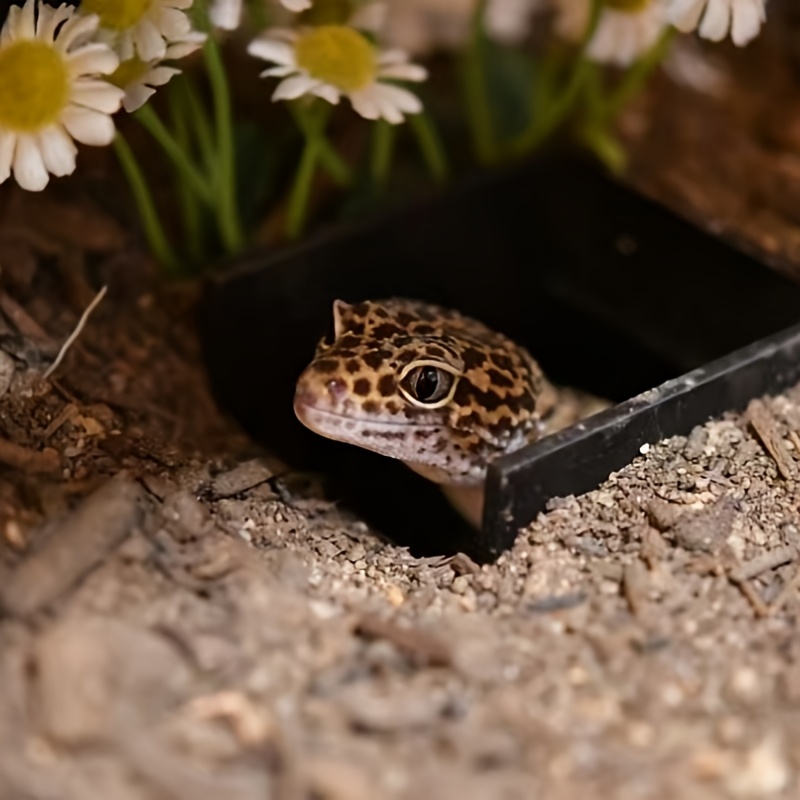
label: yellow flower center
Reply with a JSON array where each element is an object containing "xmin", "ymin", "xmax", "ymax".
[
  {"xmin": 81, "ymin": 0, "xmax": 152, "ymax": 30},
  {"xmin": 108, "ymin": 57, "xmax": 149, "ymax": 88},
  {"xmin": 604, "ymin": 0, "xmax": 651, "ymax": 12},
  {"xmin": 0, "ymin": 41, "xmax": 69, "ymax": 132},
  {"xmin": 299, "ymin": 0, "xmax": 357, "ymax": 25},
  {"xmin": 294, "ymin": 25, "xmax": 375, "ymax": 92}
]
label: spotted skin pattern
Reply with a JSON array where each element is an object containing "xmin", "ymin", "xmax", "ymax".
[{"xmin": 293, "ymin": 298, "xmax": 556, "ymax": 493}]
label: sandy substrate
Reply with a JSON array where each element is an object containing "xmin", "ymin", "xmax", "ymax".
[{"xmin": 3, "ymin": 356, "xmax": 800, "ymax": 798}]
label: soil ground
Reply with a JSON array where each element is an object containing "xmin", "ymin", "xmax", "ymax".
[{"xmin": 3, "ymin": 22, "xmax": 800, "ymax": 800}]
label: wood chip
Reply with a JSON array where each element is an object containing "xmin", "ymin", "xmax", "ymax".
[
  {"xmin": 768, "ymin": 566, "xmax": 800, "ymax": 615},
  {"xmin": 41, "ymin": 402, "xmax": 79, "ymax": 440},
  {"xmin": 0, "ymin": 472, "xmax": 143, "ymax": 617},
  {"xmin": 211, "ymin": 459, "xmax": 274, "ymax": 498},
  {"xmin": 730, "ymin": 575, "xmax": 771, "ymax": 618},
  {"xmin": 645, "ymin": 499, "xmax": 683, "ymax": 531},
  {"xmin": 355, "ymin": 613, "xmax": 452, "ymax": 667},
  {"xmin": 623, "ymin": 560, "xmax": 650, "ymax": 617},
  {"xmin": 0, "ymin": 436, "xmax": 60, "ymax": 474},
  {"xmin": 747, "ymin": 399, "xmax": 795, "ymax": 480},
  {"xmin": 0, "ymin": 291, "xmax": 52, "ymax": 343},
  {"xmin": 640, "ymin": 524, "xmax": 669, "ymax": 566},
  {"xmin": 729, "ymin": 545, "xmax": 798, "ymax": 583},
  {"xmin": 444, "ymin": 552, "xmax": 481, "ymax": 576},
  {"xmin": 789, "ymin": 429, "xmax": 800, "ymax": 459}
]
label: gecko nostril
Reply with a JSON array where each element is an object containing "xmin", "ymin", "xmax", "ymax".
[{"xmin": 326, "ymin": 379, "xmax": 347, "ymax": 402}]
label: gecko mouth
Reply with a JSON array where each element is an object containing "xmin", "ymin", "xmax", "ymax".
[
  {"xmin": 293, "ymin": 396, "xmax": 445, "ymax": 462},
  {"xmin": 293, "ymin": 398, "xmax": 431, "ymax": 430}
]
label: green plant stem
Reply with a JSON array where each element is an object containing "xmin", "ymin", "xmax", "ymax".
[
  {"xmin": 288, "ymin": 102, "xmax": 352, "ymax": 186},
  {"xmin": 462, "ymin": 0, "xmax": 497, "ymax": 164},
  {"xmin": 509, "ymin": 0, "xmax": 602, "ymax": 157},
  {"xmin": 287, "ymin": 102, "xmax": 325, "ymax": 238},
  {"xmin": 600, "ymin": 28, "xmax": 676, "ymax": 123},
  {"xmin": 133, "ymin": 103, "xmax": 213, "ymax": 203},
  {"xmin": 581, "ymin": 60, "xmax": 605, "ymax": 122},
  {"xmin": 169, "ymin": 82, "xmax": 204, "ymax": 263},
  {"xmin": 409, "ymin": 112, "xmax": 449, "ymax": 184},
  {"xmin": 178, "ymin": 74, "xmax": 217, "ymax": 175},
  {"xmin": 579, "ymin": 124, "xmax": 626, "ymax": 173},
  {"xmin": 370, "ymin": 120, "xmax": 396, "ymax": 187},
  {"xmin": 287, "ymin": 137, "xmax": 321, "ymax": 240},
  {"xmin": 113, "ymin": 132, "xmax": 179, "ymax": 274},
  {"xmin": 204, "ymin": 39, "xmax": 245, "ymax": 254}
]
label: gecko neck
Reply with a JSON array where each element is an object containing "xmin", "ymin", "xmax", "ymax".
[
  {"xmin": 440, "ymin": 484, "xmax": 484, "ymax": 529},
  {"xmin": 404, "ymin": 461, "xmax": 485, "ymax": 529}
]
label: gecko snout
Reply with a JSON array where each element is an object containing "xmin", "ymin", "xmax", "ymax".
[{"xmin": 293, "ymin": 373, "xmax": 348, "ymax": 415}]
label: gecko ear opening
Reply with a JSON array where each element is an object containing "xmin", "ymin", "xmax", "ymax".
[{"xmin": 332, "ymin": 299, "xmax": 353, "ymax": 339}]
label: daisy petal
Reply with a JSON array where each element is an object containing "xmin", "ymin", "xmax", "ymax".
[
  {"xmin": 281, "ymin": 0, "xmax": 312, "ymax": 10},
  {"xmin": 378, "ymin": 63, "xmax": 428, "ymax": 82},
  {"xmin": 133, "ymin": 18, "xmax": 167, "ymax": 61},
  {"xmin": 166, "ymin": 39, "xmax": 206, "ymax": 61},
  {"xmin": 667, "ymin": 0, "xmax": 706, "ymax": 31},
  {"xmin": 373, "ymin": 83, "xmax": 422, "ymax": 115},
  {"xmin": 260, "ymin": 65, "xmax": 296, "ymax": 78},
  {"xmin": 731, "ymin": 0, "xmax": 765, "ymax": 44},
  {"xmin": 146, "ymin": 66, "xmax": 181, "ymax": 87},
  {"xmin": 16, "ymin": 0, "xmax": 35, "ymax": 40},
  {"xmin": 13, "ymin": 135, "xmax": 49, "ymax": 192},
  {"xmin": 55, "ymin": 13, "xmax": 101, "ymax": 52},
  {"xmin": 374, "ymin": 96, "xmax": 404, "ymax": 124},
  {"xmin": 377, "ymin": 48, "xmax": 411, "ymax": 66},
  {"xmin": 37, "ymin": 125, "xmax": 77, "ymax": 177},
  {"xmin": 349, "ymin": 87, "xmax": 382, "ymax": 121},
  {"xmin": 61, "ymin": 105, "xmax": 116, "ymax": 146},
  {"xmin": 312, "ymin": 84, "xmax": 341, "ymax": 104},
  {"xmin": 123, "ymin": 84, "xmax": 157, "ymax": 112},
  {"xmin": 247, "ymin": 37, "xmax": 295, "ymax": 65},
  {"xmin": 698, "ymin": 0, "xmax": 731, "ymax": 40},
  {"xmin": 0, "ymin": 132, "xmax": 16, "ymax": 184},
  {"xmin": 1, "ymin": 5, "xmax": 21, "ymax": 44},
  {"xmin": 37, "ymin": 3, "xmax": 74, "ymax": 43},
  {"xmin": 151, "ymin": 6, "xmax": 192, "ymax": 39},
  {"xmin": 273, "ymin": 74, "xmax": 321, "ymax": 101},
  {"xmin": 210, "ymin": 0, "xmax": 242, "ymax": 29},
  {"xmin": 66, "ymin": 43, "xmax": 120, "ymax": 76},
  {"xmin": 70, "ymin": 80, "xmax": 125, "ymax": 114}
]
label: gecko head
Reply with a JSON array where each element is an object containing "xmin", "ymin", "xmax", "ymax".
[{"xmin": 293, "ymin": 298, "xmax": 544, "ymax": 485}]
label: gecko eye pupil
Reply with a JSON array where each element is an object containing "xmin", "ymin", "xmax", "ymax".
[{"xmin": 411, "ymin": 366, "xmax": 452, "ymax": 404}]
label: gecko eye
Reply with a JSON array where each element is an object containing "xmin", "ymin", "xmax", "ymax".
[{"xmin": 399, "ymin": 364, "xmax": 457, "ymax": 408}]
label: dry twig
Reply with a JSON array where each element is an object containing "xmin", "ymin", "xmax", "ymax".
[
  {"xmin": 43, "ymin": 284, "xmax": 107, "ymax": 379},
  {"xmin": 747, "ymin": 399, "xmax": 795, "ymax": 480}
]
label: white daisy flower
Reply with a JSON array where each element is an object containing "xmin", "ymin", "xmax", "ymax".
[
  {"xmin": 667, "ymin": 0, "xmax": 765, "ymax": 46},
  {"xmin": 79, "ymin": 0, "xmax": 202, "ymax": 61},
  {"xmin": 0, "ymin": 0, "xmax": 123, "ymax": 192},
  {"xmin": 269, "ymin": 0, "xmax": 387, "ymax": 31},
  {"xmin": 208, "ymin": 0, "xmax": 312, "ymax": 33},
  {"xmin": 381, "ymin": 0, "xmax": 540, "ymax": 56},
  {"xmin": 247, "ymin": 24, "xmax": 428, "ymax": 124},
  {"xmin": 209, "ymin": 0, "xmax": 244, "ymax": 29},
  {"xmin": 109, "ymin": 33, "xmax": 205, "ymax": 111},
  {"xmin": 556, "ymin": 0, "xmax": 668, "ymax": 66}
]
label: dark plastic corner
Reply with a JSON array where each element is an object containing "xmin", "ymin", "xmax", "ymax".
[{"xmin": 481, "ymin": 321, "xmax": 800, "ymax": 557}]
